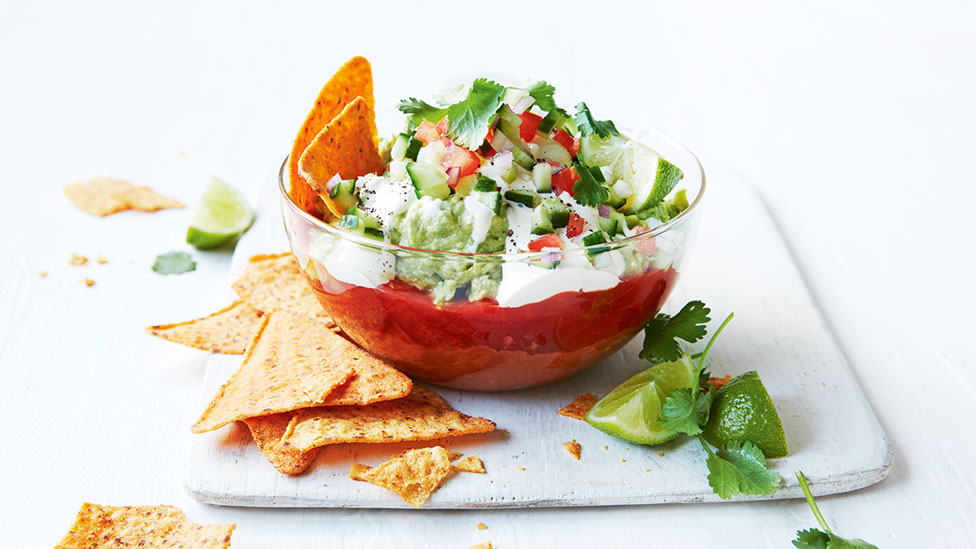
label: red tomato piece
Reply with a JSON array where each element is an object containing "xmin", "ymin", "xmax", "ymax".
[
  {"xmin": 551, "ymin": 129, "xmax": 579, "ymax": 157},
  {"xmin": 518, "ymin": 111, "xmax": 544, "ymax": 142},
  {"xmin": 528, "ymin": 233, "xmax": 562, "ymax": 252},
  {"xmin": 439, "ymin": 142, "xmax": 481, "ymax": 178},
  {"xmin": 633, "ymin": 226, "xmax": 658, "ymax": 254},
  {"xmin": 565, "ymin": 214, "xmax": 585, "ymax": 238},
  {"xmin": 435, "ymin": 117, "xmax": 448, "ymax": 135},
  {"xmin": 415, "ymin": 120, "xmax": 441, "ymax": 144},
  {"xmin": 551, "ymin": 167, "xmax": 580, "ymax": 197}
]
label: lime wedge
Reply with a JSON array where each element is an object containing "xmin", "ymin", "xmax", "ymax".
[
  {"xmin": 702, "ymin": 370, "xmax": 788, "ymax": 458},
  {"xmin": 186, "ymin": 177, "xmax": 255, "ymax": 250},
  {"xmin": 579, "ymin": 135, "xmax": 682, "ymax": 214},
  {"xmin": 585, "ymin": 354, "xmax": 698, "ymax": 445}
]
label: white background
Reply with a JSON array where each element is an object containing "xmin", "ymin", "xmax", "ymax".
[{"xmin": 1, "ymin": 1, "xmax": 973, "ymax": 546}]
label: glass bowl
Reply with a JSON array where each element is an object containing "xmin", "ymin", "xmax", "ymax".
[{"xmin": 279, "ymin": 128, "xmax": 704, "ymax": 391}]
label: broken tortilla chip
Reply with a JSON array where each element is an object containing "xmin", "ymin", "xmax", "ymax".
[
  {"xmin": 284, "ymin": 385, "xmax": 496, "ymax": 452},
  {"xmin": 453, "ymin": 455, "xmax": 486, "ymax": 474},
  {"xmin": 244, "ymin": 412, "xmax": 320, "ymax": 475},
  {"xmin": 298, "ymin": 96, "xmax": 386, "ymax": 217},
  {"xmin": 192, "ymin": 311, "xmax": 356, "ymax": 433},
  {"xmin": 289, "ymin": 56, "xmax": 376, "ymax": 219},
  {"xmin": 56, "ymin": 502, "xmax": 234, "ymax": 548},
  {"xmin": 232, "ymin": 253, "xmax": 333, "ymax": 320},
  {"xmin": 64, "ymin": 178, "xmax": 183, "ymax": 216},
  {"xmin": 320, "ymin": 350, "xmax": 412, "ymax": 406},
  {"xmin": 349, "ymin": 446, "xmax": 455, "ymax": 508},
  {"xmin": 563, "ymin": 439, "xmax": 582, "ymax": 460},
  {"xmin": 558, "ymin": 393, "xmax": 597, "ymax": 421},
  {"xmin": 146, "ymin": 300, "xmax": 264, "ymax": 354}
]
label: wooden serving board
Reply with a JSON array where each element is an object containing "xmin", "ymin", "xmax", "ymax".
[{"xmin": 185, "ymin": 172, "xmax": 891, "ymax": 508}]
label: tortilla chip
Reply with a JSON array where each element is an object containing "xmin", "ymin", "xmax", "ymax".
[
  {"xmin": 558, "ymin": 393, "xmax": 597, "ymax": 421},
  {"xmin": 56, "ymin": 502, "xmax": 234, "ymax": 548},
  {"xmin": 284, "ymin": 385, "xmax": 496, "ymax": 452},
  {"xmin": 563, "ymin": 439, "xmax": 581, "ymax": 460},
  {"xmin": 298, "ymin": 97, "xmax": 386, "ymax": 217},
  {"xmin": 470, "ymin": 543, "xmax": 493, "ymax": 549},
  {"xmin": 64, "ymin": 178, "xmax": 183, "ymax": 216},
  {"xmin": 320, "ymin": 351, "xmax": 412, "ymax": 407},
  {"xmin": 349, "ymin": 446, "xmax": 455, "ymax": 508},
  {"xmin": 454, "ymin": 455, "xmax": 486, "ymax": 474},
  {"xmin": 289, "ymin": 56, "xmax": 376, "ymax": 219},
  {"xmin": 192, "ymin": 311, "xmax": 356, "ymax": 433},
  {"xmin": 244, "ymin": 412, "xmax": 320, "ymax": 475},
  {"xmin": 146, "ymin": 300, "xmax": 264, "ymax": 354},
  {"xmin": 232, "ymin": 253, "xmax": 333, "ymax": 320}
]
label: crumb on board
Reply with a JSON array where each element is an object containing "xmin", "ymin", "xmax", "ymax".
[
  {"xmin": 603, "ymin": 445, "xmax": 608, "ymax": 450},
  {"xmin": 82, "ymin": 278, "xmax": 95, "ymax": 287},
  {"xmin": 476, "ymin": 522, "xmax": 487, "ymax": 530},
  {"xmin": 96, "ymin": 254, "xmax": 108, "ymax": 264},
  {"xmin": 558, "ymin": 393, "xmax": 597, "ymax": 420},
  {"xmin": 658, "ymin": 452, "xmax": 665, "ymax": 457},
  {"xmin": 69, "ymin": 254, "xmax": 88, "ymax": 266},
  {"xmin": 470, "ymin": 543, "xmax": 492, "ymax": 549},
  {"xmin": 516, "ymin": 466, "xmax": 525, "ymax": 471},
  {"xmin": 563, "ymin": 439, "xmax": 581, "ymax": 460},
  {"xmin": 621, "ymin": 458, "xmax": 626, "ymax": 463},
  {"xmin": 645, "ymin": 469, "xmax": 651, "ymax": 472},
  {"xmin": 38, "ymin": 271, "xmax": 47, "ymax": 277}
]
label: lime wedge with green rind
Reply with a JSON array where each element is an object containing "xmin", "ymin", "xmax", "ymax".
[
  {"xmin": 186, "ymin": 177, "xmax": 255, "ymax": 250},
  {"xmin": 579, "ymin": 134, "xmax": 683, "ymax": 215},
  {"xmin": 702, "ymin": 370, "xmax": 788, "ymax": 458},
  {"xmin": 585, "ymin": 354, "xmax": 698, "ymax": 445}
]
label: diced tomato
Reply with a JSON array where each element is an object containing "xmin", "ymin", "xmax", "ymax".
[
  {"xmin": 551, "ymin": 129, "xmax": 579, "ymax": 157},
  {"xmin": 439, "ymin": 142, "xmax": 481, "ymax": 178},
  {"xmin": 551, "ymin": 167, "xmax": 580, "ymax": 197},
  {"xmin": 518, "ymin": 111, "xmax": 544, "ymax": 142},
  {"xmin": 528, "ymin": 233, "xmax": 562, "ymax": 252},
  {"xmin": 435, "ymin": 117, "xmax": 448, "ymax": 135},
  {"xmin": 439, "ymin": 136, "xmax": 453, "ymax": 148},
  {"xmin": 566, "ymin": 214, "xmax": 585, "ymax": 238},
  {"xmin": 415, "ymin": 120, "xmax": 441, "ymax": 144},
  {"xmin": 633, "ymin": 226, "xmax": 657, "ymax": 254}
]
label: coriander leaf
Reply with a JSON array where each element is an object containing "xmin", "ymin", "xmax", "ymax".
[
  {"xmin": 640, "ymin": 300, "xmax": 711, "ymax": 363},
  {"xmin": 526, "ymin": 81, "xmax": 559, "ymax": 114},
  {"xmin": 397, "ymin": 98, "xmax": 447, "ymax": 131},
  {"xmin": 571, "ymin": 159, "xmax": 610, "ymax": 206},
  {"xmin": 702, "ymin": 438, "xmax": 781, "ymax": 499},
  {"xmin": 444, "ymin": 78, "xmax": 505, "ymax": 149},
  {"xmin": 793, "ymin": 529, "xmax": 830, "ymax": 549},
  {"xmin": 794, "ymin": 472, "xmax": 878, "ymax": 549},
  {"xmin": 573, "ymin": 102, "xmax": 620, "ymax": 138},
  {"xmin": 660, "ymin": 388, "xmax": 712, "ymax": 436},
  {"xmin": 152, "ymin": 251, "xmax": 196, "ymax": 275}
]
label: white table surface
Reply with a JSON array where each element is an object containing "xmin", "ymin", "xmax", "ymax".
[{"xmin": 1, "ymin": 1, "xmax": 972, "ymax": 546}]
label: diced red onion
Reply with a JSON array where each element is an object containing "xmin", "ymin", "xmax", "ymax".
[
  {"xmin": 542, "ymin": 252, "xmax": 561, "ymax": 262},
  {"xmin": 325, "ymin": 173, "xmax": 342, "ymax": 193},
  {"xmin": 446, "ymin": 167, "xmax": 460, "ymax": 188},
  {"xmin": 598, "ymin": 205, "xmax": 611, "ymax": 218},
  {"xmin": 493, "ymin": 150, "xmax": 513, "ymax": 169}
]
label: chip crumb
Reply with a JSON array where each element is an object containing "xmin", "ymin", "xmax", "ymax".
[
  {"xmin": 349, "ymin": 446, "xmax": 455, "ymax": 508},
  {"xmin": 658, "ymin": 452, "xmax": 665, "ymax": 457},
  {"xmin": 82, "ymin": 278, "xmax": 95, "ymax": 287},
  {"xmin": 476, "ymin": 522, "xmax": 488, "ymax": 530},
  {"xmin": 603, "ymin": 445, "xmax": 608, "ymax": 450},
  {"xmin": 69, "ymin": 254, "xmax": 88, "ymax": 265},
  {"xmin": 516, "ymin": 466, "xmax": 525, "ymax": 471},
  {"xmin": 96, "ymin": 254, "xmax": 108, "ymax": 264},
  {"xmin": 470, "ymin": 543, "xmax": 492, "ymax": 549},
  {"xmin": 707, "ymin": 374, "xmax": 734, "ymax": 391},
  {"xmin": 454, "ymin": 455, "xmax": 486, "ymax": 474},
  {"xmin": 38, "ymin": 270, "xmax": 47, "ymax": 277},
  {"xmin": 563, "ymin": 439, "xmax": 581, "ymax": 460},
  {"xmin": 645, "ymin": 469, "xmax": 651, "ymax": 472},
  {"xmin": 625, "ymin": 447, "xmax": 630, "ymax": 451},
  {"xmin": 621, "ymin": 458, "xmax": 626, "ymax": 463},
  {"xmin": 558, "ymin": 393, "xmax": 597, "ymax": 420}
]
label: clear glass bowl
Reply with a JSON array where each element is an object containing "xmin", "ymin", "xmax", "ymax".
[{"xmin": 279, "ymin": 128, "xmax": 704, "ymax": 391}]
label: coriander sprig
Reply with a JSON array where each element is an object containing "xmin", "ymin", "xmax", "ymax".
[{"xmin": 792, "ymin": 472, "xmax": 878, "ymax": 548}]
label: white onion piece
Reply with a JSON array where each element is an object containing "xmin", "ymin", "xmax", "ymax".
[
  {"xmin": 512, "ymin": 96, "xmax": 535, "ymax": 114},
  {"xmin": 325, "ymin": 173, "xmax": 342, "ymax": 193}
]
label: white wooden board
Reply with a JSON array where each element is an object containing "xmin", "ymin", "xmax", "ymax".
[{"xmin": 185, "ymin": 173, "xmax": 891, "ymax": 508}]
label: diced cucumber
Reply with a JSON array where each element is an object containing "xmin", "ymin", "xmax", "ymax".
[
  {"xmin": 391, "ymin": 133, "xmax": 410, "ymax": 162},
  {"xmin": 405, "ymin": 136, "xmax": 423, "ymax": 161},
  {"xmin": 598, "ymin": 215, "xmax": 618, "ymax": 235},
  {"xmin": 531, "ymin": 204, "xmax": 554, "ymax": 235},
  {"xmin": 455, "ymin": 174, "xmax": 477, "ymax": 197},
  {"xmin": 363, "ymin": 227, "xmax": 384, "ymax": 241},
  {"xmin": 532, "ymin": 137, "xmax": 574, "ymax": 167},
  {"xmin": 472, "ymin": 190, "xmax": 502, "ymax": 215},
  {"xmin": 562, "ymin": 116, "xmax": 579, "ymax": 135},
  {"xmin": 501, "ymin": 165, "xmax": 517, "ymax": 184},
  {"xmin": 474, "ymin": 176, "xmax": 498, "ymax": 192},
  {"xmin": 497, "ymin": 104, "xmax": 523, "ymax": 143},
  {"xmin": 512, "ymin": 146, "xmax": 535, "ymax": 170},
  {"xmin": 582, "ymin": 231, "xmax": 608, "ymax": 247},
  {"xmin": 328, "ymin": 178, "xmax": 357, "ymax": 213},
  {"xmin": 504, "ymin": 189, "xmax": 541, "ymax": 208},
  {"xmin": 625, "ymin": 214, "xmax": 642, "ymax": 229},
  {"xmin": 339, "ymin": 214, "xmax": 361, "ymax": 231},
  {"xmin": 544, "ymin": 197, "xmax": 569, "ymax": 228},
  {"xmin": 609, "ymin": 211, "xmax": 627, "ymax": 235},
  {"xmin": 406, "ymin": 162, "xmax": 451, "ymax": 199},
  {"xmin": 532, "ymin": 163, "xmax": 552, "ymax": 193},
  {"xmin": 537, "ymin": 109, "xmax": 564, "ymax": 134},
  {"xmin": 605, "ymin": 184, "xmax": 627, "ymax": 209}
]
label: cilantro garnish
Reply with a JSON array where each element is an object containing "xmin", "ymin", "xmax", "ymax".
[
  {"xmin": 701, "ymin": 438, "xmax": 782, "ymax": 499},
  {"xmin": 640, "ymin": 300, "xmax": 711, "ymax": 363},
  {"xmin": 660, "ymin": 388, "xmax": 713, "ymax": 436},
  {"xmin": 526, "ymin": 81, "xmax": 566, "ymax": 116},
  {"xmin": 444, "ymin": 78, "xmax": 505, "ymax": 149},
  {"xmin": 397, "ymin": 98, "xmax": 447, "ymax": 131},
  {"xmin": 571, "ymin": 160, "xmax": 610, "ymax": 206},
  {"xmin": 573, "ymin": 102, "xmax": 620, "ymax": 138},
  {"xmin": 793, "ymin": 472, "xmax": 878, "ymax": 548},
  {"xmin": 152, "ymin": 251, "xmax": 196, "ymax": 275}
]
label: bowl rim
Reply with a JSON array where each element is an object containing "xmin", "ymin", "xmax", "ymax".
[{"xmin": 278, "ymin": 127, "xmax": 705, "ymax": 259}]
